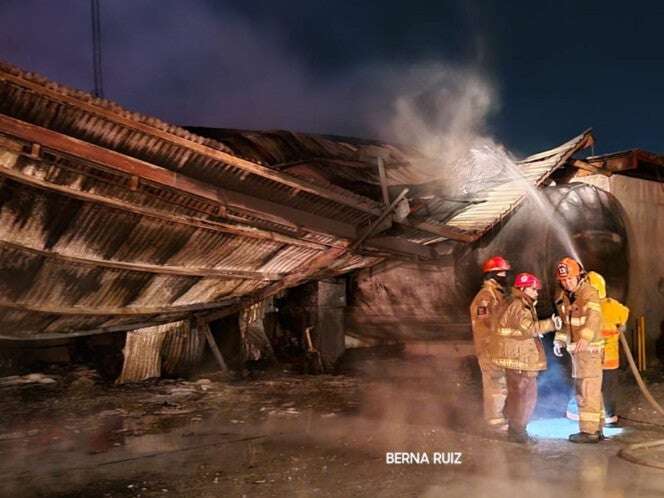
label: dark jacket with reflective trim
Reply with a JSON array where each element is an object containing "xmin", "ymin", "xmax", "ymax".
[
  {"xmin": 470, "ymin": 279, "xmax": 505, "ymax": 358},
  {"xmin": 490, "ymin": 288, "xmax": 555, "ymax": 371},
  {"xmin": 554, "ymin": 279, "xmax": 603, "ymax": 347}
]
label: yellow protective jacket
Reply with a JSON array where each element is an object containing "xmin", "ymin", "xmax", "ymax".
[
  {"xmin": 470, "ymin": 279, "xmax": 506, "ymax": 358},
  {"xmin": 554, "ymin": 279, "xmax": 603, "ymax": 349},
  {"xmin": 586, "ymin": 271, "xmax": 630, "ymax": 369},
  {"xmin": 599, "ymin": 298, "xmax": 630, "ymax": 369},
  {"xmin": 490, "ymin": 288, "xmax": 556, "ymax": 371}
]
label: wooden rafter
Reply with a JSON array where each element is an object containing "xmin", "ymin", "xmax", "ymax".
[
  {"xmin": 0, "ymin": 116, "xmax": 440, "ymax": 258},
  {"xmin": 0, "ymin": 296, "xmax": 245, "ymax": 316},
  {"xmin": 0, "ymin": 159, "xmax": 331, "ymax": 251},
  {"xmin": 0, "ymin": 239, "xmax": 285, "ymax": 281}
]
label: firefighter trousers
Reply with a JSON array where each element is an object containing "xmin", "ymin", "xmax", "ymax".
[
  {"xmin": 602, "ymin": 368, "xmax": 618, "ymax": 419},
  {"xmin": 571, "ymin": 350, "xmax": 604, "ymax": 433},
  {"xmin": 504, "ymin": 369, "xmax": 538, "ymax": 433},
  {"xmin": 477, "ymin": 356, "xmax": 507, "ymax": 426}
]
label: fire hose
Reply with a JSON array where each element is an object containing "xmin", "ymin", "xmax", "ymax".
[{"xmin": 616, "ymin": 330, "xmax": 664, "ymax": 470}]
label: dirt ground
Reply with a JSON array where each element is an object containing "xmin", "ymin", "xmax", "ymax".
[{"xmin": 1, "ymin": 349, "xmax": 664, "ymax": 498}]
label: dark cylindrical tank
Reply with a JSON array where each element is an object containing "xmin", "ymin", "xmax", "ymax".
[{"xmin": 458, "ymin": 182, "xmax": 629, "ymax": 315}]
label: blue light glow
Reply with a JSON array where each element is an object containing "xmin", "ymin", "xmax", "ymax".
[{"xmin": 527, "ymin": 417, "xmax": 626, "ymax": 439}]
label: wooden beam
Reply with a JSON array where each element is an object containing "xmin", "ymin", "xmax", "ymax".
[
  {"xmin": 0, "ymin": 72, "xmax": 381, "ymax": 215},
  {"xmin": 364, "ymin": 236, "xmax": 434, "ymax": 259},
  {"xmin": 377, "ymin": 157, "xmax": 390, "ymax": 206},
  {"xmin": 197, "ymin": 319, "xmax": 227, "ymax": 372},
  {"xmin": 0, "ymin": 158, "xmax": 331, "ymax": 251},
  {"xmin": 0, "ymin": 239, "xmax": 285, "ymax": 281},
  {"xmin": 350, "ymin": 189, "xmax": 409, "ymax": 251},
  {"xmin": 570, "ymin": 159, "xmax": 612, "ymax": 177},
  {"xmin": 0, "ymin": 132, "xmax": 440, "ymax": 259},
  {"xmin": 400, "ymin": 219, "xmax": 476, "ymax": 243},
  {"xmin": 0, "ymin": 114, "xmax": 361, "ymax": 240},
  {"xmin": 0, "ymin": 296, "xmax": 243, "ymax": 316}
]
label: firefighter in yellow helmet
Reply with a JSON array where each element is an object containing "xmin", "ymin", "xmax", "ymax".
[
  {"xmin": 588, "ymin": 271, "xmax": 630, "ymax": 426},
  {"xmin": 553, "ymin": 257, "xmax": 604, "ymax": 443},
  {"xmin": 470, "ymin": 256, "xmax": 511, "ymax": 431},
  {"xmin": 490, "ymin": 272, "xmax": 562, "ymax": 443}
]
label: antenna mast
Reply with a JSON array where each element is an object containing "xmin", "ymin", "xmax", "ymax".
[{"xmin": 91, "ymin": 0, "xmax": 103, "ymax": 98}]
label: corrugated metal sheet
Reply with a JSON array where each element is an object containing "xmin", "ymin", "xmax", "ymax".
[
  {"xmin": 0, "ymin": 63, "xmax": 381, "ymax": 225},
  {"xmin": 0, "ymin": 61, "xmax": 593, "ymax": 340},
  {"xmin": 116, "ymin": 323, "xmax": 170, "ymax": 383},
  {"xmin": 444, "ymin": 132, "xmax": 593, "ymax": 233},
  {"xmin": 161, "ymin": 320, "xmax": 205, "ymax": 377}
]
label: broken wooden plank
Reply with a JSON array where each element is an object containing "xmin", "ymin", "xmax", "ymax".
[
  {"xmin": 350, "ymin": 188, "xmax": 409, "ymax": 251},
  {"xmin": 197, "ymin": 318, "xmax": 227, "ymax": 372},
  {"xmin": 377, "ymin": 156, "xmax": 390, "ymax": 206}
]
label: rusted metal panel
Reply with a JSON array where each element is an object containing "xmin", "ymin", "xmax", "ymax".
[
  {"xmin": 0, "ymin": 63, "xmax": 474, "ymax": 243},
  {"xmin": 116, "ymin": 323, "xmax": 169, "ymax": 383},
  {"xmin": 0, "ymin": 60, "xmax": 597, "ymax": 341},
  {"xmin": 0, "ymin": 64, "xmax": 382, "ymax": 216},
  {"xmin": 161, "ymin": 320, "xmax": 206, "ymax": 376}
]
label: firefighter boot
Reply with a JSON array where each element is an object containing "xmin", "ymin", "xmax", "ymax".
[
  {"xmin": 568, "ymin": 431, "xmax": 603, "ymax": 443},
  {"xmin": 507, "ymin": 427, "xmax": 535, "ymax": 444}
]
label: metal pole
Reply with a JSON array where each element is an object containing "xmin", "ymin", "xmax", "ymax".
[{"xmin": 91, "ymin": 0, "xmax": 104, "ymax": 98}]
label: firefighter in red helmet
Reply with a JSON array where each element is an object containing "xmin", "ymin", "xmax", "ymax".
[
  {"xmin": 490, "ymin": 272, "xmax": 562, "ymax": 443},
  {"xmin": 470, "ymin": 256, "xmax": 511, "ymax": 431}
]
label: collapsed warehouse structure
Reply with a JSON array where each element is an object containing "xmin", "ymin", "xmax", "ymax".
[{"xmin": 0, "ymin": 61, "xmax": 661, "ymax": 381}]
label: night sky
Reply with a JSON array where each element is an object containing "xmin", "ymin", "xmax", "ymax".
[{"xmin": 2, "ymin": 0, "xmax": 663, "ymax": 156}]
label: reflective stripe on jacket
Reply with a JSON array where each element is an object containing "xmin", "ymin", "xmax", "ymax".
[
  {"xmin": 470, "ymin": 279, "xmax": 505, "ymax": 357},
  {"xmin": 490, "ymin": 288, "xmax": 555, "ymax": 371},
  {"xmin": 554, "ymin": 279, "xmax": 603, "ymax": 348}
]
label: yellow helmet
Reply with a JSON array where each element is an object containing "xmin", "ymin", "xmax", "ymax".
[{"xmin": 587, "ymin": 271, "xmax": 606, "ymax": 299}]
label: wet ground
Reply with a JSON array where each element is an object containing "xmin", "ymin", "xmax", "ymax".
[{"xmin": 1, "ymin": 351, "xmax": 664, "ymax": 498}]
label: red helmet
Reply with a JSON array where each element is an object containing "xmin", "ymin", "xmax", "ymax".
[
  {"xmin": 514, "ymin": 272, "xmax": 542, "ymax": 290},
  {"xmin": 482, "ymin": 256, "xmax": 511, "ymax": 273}
]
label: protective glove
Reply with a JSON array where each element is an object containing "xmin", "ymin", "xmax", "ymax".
[
  {"xmin": 553, "ymin": 341, "xmax": 565, "ymax": 357},
  {"xmin": 551, "ymin": 314, "xmax": 563, "ymax": 331}
]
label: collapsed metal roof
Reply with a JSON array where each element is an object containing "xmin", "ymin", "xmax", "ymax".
[
  {"xmin": 0, "ymin": 61, "xmax": 593, "ymax": 339},
  {"xmin": 583, "ymin": 149, "xmax": 664, "ymax": 182}
]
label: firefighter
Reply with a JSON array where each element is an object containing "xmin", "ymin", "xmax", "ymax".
[
  {"xmin": 553, "ymin": 257, "xmax": 605, "ymax": 443},
  {"xmin": 491, "ymin": 272, "xmax": 561, "ymax": 443},
  {"xmin": 470, "ymin": 256, "xmax": 511, "ymax": 431},
  {"xmin": 588, "ymin": 271, "xmax": 630, "ymax": 426}
]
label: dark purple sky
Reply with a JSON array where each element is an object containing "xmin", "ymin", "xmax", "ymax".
[{"xmin": 2, "ymin": 0, "xmax": 664, "ymax": 155}]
